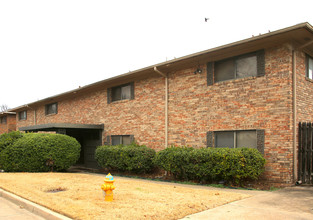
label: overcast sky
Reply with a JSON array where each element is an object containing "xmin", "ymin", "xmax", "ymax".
[{"xmin": 1, "ymin": 0, "xmax": 313, "ymax": 109}]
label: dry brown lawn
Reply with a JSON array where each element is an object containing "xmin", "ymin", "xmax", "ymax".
[{"xmin": 0, "ymin": 173, "xmax": 250, "ymax": 219}]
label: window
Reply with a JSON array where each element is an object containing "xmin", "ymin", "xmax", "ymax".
[
  {"xmin": 207, "ymin": 50, "xmax": 265, "ymax": 85},
  {"xmin": 0, "ymin": 116, "xmax": 7, "ymax": 124},
  {"xmin": 18, "ymin": 111, "xmax": 27, "ymax": 121},
  {"xmin": 215, "ymin": 130, "xmax": 257, "ymax": 149},
  {"xmin": 214, "ymin": 54, "xmax": 257, "ymax": 82},
  {"xmin": 109, "ymin": 135, "xmax": 134, "ymax": 145},
  {"xmin": 45, "ymin": 103, "xmax": 58, "ymax": 115},
  {"xmin": 107, "ymin": 82, "xmax": 134, "ymax": 103},
  {"xmin": 207, "ymin": 129, "xmax": 265, "ymax": 154},
  {"xmin": 307, "ymin": 55, "xmax": 313, "ymax": 80}
]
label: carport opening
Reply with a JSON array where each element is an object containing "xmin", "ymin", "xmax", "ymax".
[
  {"xmin": 19, "ymin": 123, "xmax": 104, "ymax": 169},
  {"xmin": 66, "ymin": 129, "xmax": 103, "ymax": 168}
]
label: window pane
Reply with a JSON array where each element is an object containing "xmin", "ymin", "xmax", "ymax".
[
  {"xmin": 0, "ymin": 116, "xmax": 7, "ymax": 124},
  {"xmin": 236, "ymin": 131, "xmax": 257, "ymax": 149},
  {"xmin": 122, "ymin": 136, "xmax": 131, "ymax": 145},
  {"xmin": 112, "ymin": 87, "xmax": 121, "ymax": 101},
  {"xmin": 111, "ymin": 136, "xmax": 121, "ymax": 145},
  {"xmin": 308, "ymin": 57, "xmax": 313, "ymax": 80},
  {"xmin": 121, "ymin": 85, "xmax": 131, "ymax": 99},
  {"xmin": 51, "ymin": 103, "xmax": 57, "ymax": 113},
  {"xmin": 215, "ymin": 131, "xmax": 234, "ymax": 148},
  {"xmin": 19, "ymin": 111, "xmax": 26, "ymax": 120},
  {"xmin": 236, "ymin": 55, "xmax": 257, "ymax": 78},
  {"xmin": 47, "ymin": 103, "xmax": 57, "ymax": 115},
  {"xmin": 214, "ymin": 59, "xmax": 235, "ymax": 82}
]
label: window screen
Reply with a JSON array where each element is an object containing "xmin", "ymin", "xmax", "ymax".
[
  {"xmin": 111, "ymin": 83, "xmax": 132, "ymax": 102},
  {"xmin": 215, "ymin": 130, "xmax": 257, "ymax": 149},
  {"xmin": 111, "ymin": 135, "xmax": 132, "ymax": 145},
  {"xmin": 0, "ymin": 116, "xmax": 7, "ymax": 124},
  {"xmin": 236, "ymin": 130, "xmax": 257, "ymax": 149},
  {"xmin": 214, "ymin": 53, "xmax": 257, "ymax": 82},
  {"xmin": 112, "ymin": 87, "xmax": 122, "ymax": 101},
  {"xmin": 111, "ymin": 136, "xmax": 121, "ymax": 145},
  {"xmin": 236, "ymin": 55, "xmax": 257, "ymax": 79},
  {"xmin": 215, "ymin": 131, "xmax": 234, "ymax": 148},
  {"xmin": 19, "ymin": 111, "xmax": 27, "ymax": 120},
  {"xmin": 121, "ymin": 85, "xmax": 131, "ymax": 99},
  {"xmin": 46, "ymin": 103, "xmax": 58, "ymax": 115},
  {"xmin": 122, "ymin": 135, "xmax": 131, "ymax": 145},
  {"xmin": 214, "ymin": 59, "xmax": 235, "ymax": 82}
]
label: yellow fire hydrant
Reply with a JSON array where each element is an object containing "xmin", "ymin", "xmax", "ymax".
[{"xmin": 101, "ymin": 173, "xmax": 116, "ymax": 202}]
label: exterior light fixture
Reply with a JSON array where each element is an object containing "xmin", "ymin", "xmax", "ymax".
[{"xmin": 194, "ymin": 68, "xmax": 203, "ymax": 74}]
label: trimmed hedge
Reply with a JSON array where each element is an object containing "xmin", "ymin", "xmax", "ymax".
[
  {"xmin": 0, "ymin": 133, "xmax": 81, "ymax": 172},
  {"xmin": 0, "ymin": 131, "xmax": 24, "ymax": 153},
  {"xmin": 95, "ymin": 143, "xmax": 156, "ymax": 173},
  {"xmin": 154, "ymin": 146, "xmax": 266, "ymax": 184}
]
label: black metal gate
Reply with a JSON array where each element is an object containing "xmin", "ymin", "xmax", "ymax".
[{"xmin": 298, "ymin": 122, "xmax": 313, "ymax": 185}]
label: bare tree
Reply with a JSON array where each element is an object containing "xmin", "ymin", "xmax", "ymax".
[{"xmin": 0, "ymin": 104, "xmax": 9, "ymax": 113}]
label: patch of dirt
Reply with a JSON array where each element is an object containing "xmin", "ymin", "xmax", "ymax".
[
  {"xmin": 45, "ymin": 187, "xmax": 67, "ymax": 193},
  {"xmin": 0, "ymin": 173, "xmax": 250, "ymax": 219}
]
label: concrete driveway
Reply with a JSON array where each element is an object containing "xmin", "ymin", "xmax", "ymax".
[{"xmin": 183, "ymin": 186, "xmax": 313, "ymax": 220}]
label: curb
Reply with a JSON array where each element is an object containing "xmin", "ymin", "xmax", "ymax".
[{"xmin": 0, "ymin": 188, "xmax": 72, "ymax": 220}]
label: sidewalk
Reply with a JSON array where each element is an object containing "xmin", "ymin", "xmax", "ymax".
[
  {"xmin": 182, "ymin": 186, "xmax": 313, "ymax": 220},
  {"xmin": 0, "ymin": 188, "xmax": 71, "ymax": 220},
  {"xmin": 0, "ymin": 197, "xmax": 44, "ymax": 220}
]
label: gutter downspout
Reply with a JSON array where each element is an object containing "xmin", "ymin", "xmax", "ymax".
[
  {"xmin": 292, "ymin": 49, "xmax": 297, "ymax": 182},
  {"xmin": 154, "ymin": 67, "xmax": 168, "ymax": 149}
]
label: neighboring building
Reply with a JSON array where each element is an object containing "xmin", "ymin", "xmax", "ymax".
[
  {"xmin": 6, "ymin": 22, "xmax": 313, "ymax": 185},
  {"xmin": 0, "ymin": 112, "xmax": 16, "ymax": 134}
]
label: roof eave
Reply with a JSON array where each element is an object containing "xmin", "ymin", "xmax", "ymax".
[{"xmin": 10, "ymin": 22, "xmax": 313, "ymax": 112}]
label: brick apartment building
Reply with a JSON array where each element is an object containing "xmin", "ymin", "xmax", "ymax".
[
  {"xmin": 4, "ymin": 22, "xmax": 313, "ymax": 185},
  {"xmin": 0, "ymin": 112, "xmax": 16, "ymax": 134}
]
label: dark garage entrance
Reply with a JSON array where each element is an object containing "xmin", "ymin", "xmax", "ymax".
[{"xmin": 19, "ymin": 123, "xmax": 104, "ymax": 169}]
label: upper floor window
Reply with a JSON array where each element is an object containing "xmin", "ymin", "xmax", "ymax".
[
  {"xmin": 0, "ymin": 116, "xmax": 7, "ymax": 124},
  {"xmin": 45, "ymin": 103, "xmax": 58, "ymax": 115},
  {"xmin": 207, "ymin": 50, "xmax": 265, "ymax": 85},
  {"xmin": 107, "ymin": 82, "xmax": 134, "ymax": 104},
  {"xmin": 18, "ymin": 111, "xmax": 27, "ymax": 121},
  {"xmin": 307, "ymin": 55, "xmax": 313, "ymax": 80}
]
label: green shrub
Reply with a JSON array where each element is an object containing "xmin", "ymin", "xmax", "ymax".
[
  {"xmin": 95, "ymin": 143, "xmax": 156, "ymax": 173},
  {"xmin": 0, "ymin": 131, "xmax": 24, "ymax": 153},
  {"xmin": 0, "ymin": 133, "xmax": 81, "ymax": 172},
  {"xmin": 154, "ymin": 146, "xmax": 266, "ymax": 184}
]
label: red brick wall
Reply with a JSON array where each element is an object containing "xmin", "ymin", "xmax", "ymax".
[
  {"xmin": 15, "ymin": 43, "xmax": 306, "ymax": 184},
  {"xmin": 16, "ymin": 76, "xmax": 166, "ymax": 151},
  {"xmin": 0, "ymin": 114, "xmax": 16, "ymax": 134},
  {"xmin": 296, "ymin": 51, "xmax": 313, "ymax": 122},
  {"xmin": 168, "ymin": 43, "xmax": 294, "ymax": 184}
]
